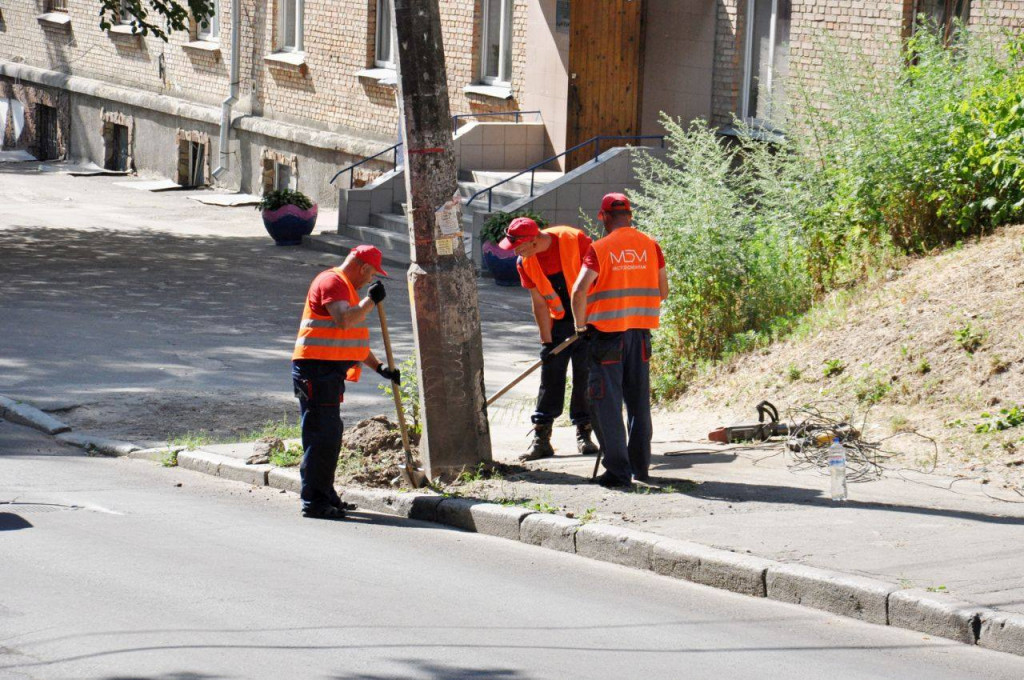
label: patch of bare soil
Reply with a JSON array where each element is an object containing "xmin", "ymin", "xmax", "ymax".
[
  {"xmin": 336, "ymin": 416, "xmax": 423, "ymax": 488},
  {"xmin": 674, "ymin": 224, "xmax": 1024, "ymax": 491}
]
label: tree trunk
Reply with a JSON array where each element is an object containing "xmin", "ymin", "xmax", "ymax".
[{"xmin": 392, "ymin": 0, "xmax": 492, "ymax": 478}]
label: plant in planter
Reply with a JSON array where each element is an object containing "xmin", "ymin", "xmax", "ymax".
[
  {"xmin": 257, "ymin": 189, "xmax": 318, "ymax": 246},
  {"xmin": 480, "ymin": 210, "xmax": 549, "ymax": 286}
]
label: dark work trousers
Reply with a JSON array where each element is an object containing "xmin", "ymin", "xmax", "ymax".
[
  {"xmin": 586, "ymin": 329, "xmax": 653, "ymax": 482},
  {"xmin": 532, "ymin": 317, "xmax": 592, "ymax": 427},
  {"xmin": 292, "ymin": 359, "xmax": 356, "ymax": 511}
]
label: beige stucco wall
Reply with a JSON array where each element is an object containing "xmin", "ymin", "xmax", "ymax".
[{"xmin": 520, "ymin": 0, "xmax": 569, "ymax": 162}]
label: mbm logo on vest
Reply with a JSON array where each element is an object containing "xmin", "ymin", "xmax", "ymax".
[{"xmin": 610, "ymin": 249, "xmax": 648, "ymax": 271}]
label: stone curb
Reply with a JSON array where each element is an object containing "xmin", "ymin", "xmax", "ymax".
[
  {"xmin": 55, "ymin": 432, "xmax": 139, "ymax": 456},
  {"xmin": 766, "ymin": 563, "xmax": 894, "ymax": 625},
  {"xmin": 0, "ymin": 395, "xmax": 71, "ymax": 435},
  {"xmin": 8, "ymin": 387, "xmax": 1018, "ymax": 658},
  {"xmin": 889, "ymin": 589, "xmax": 980, "ymax": 645}
]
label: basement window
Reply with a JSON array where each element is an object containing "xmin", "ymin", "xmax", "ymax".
[
  {"xmin": 262, "ymin": 158, "xmax": 295, "ymax": 193},
  {"xmin": 104, "ymin": 123, "xmax": 130, "ymax": 171},
  {"xmin": 35, "ymin": 104, "xmax": 59, "ymax": 161}
]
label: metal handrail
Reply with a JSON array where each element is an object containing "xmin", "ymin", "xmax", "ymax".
[
  {"xmin": 466, "ymin": 134, "xmax": 666, "ymax": 212},
  {"xmin": 329, "ymin": 142, "xmax": 403, "ymax": 187},
  {"xmin": 451, "ymin": 110, "xmax": 542, "ymax": 131}
]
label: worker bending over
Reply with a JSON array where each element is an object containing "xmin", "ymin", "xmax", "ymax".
[
  {"xmin": 499, "ymin": 217, "xmax": 600, "ymax": 460},
  {"xmin": 571, "ymin": 194, "xmax": 669, "ymax": 488},
  {"xmin": 291, "ymin": 245, "xmax": 401, "ymax": 519}
]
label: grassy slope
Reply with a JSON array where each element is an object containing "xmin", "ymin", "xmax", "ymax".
[{"xmin": 674, "ymin": 224, "xmax": 1024, "ymax": 488}]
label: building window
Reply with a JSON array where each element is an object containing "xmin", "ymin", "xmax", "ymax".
[
  {"xmin": 118, "ymin": 0, "xmax": 133, "ymax": 25},
  {"xmin": 48, "ymin": 0, "xmax": 69, "ymax": 12},
  {"xmin": 480, "ymin": 0, "xmax": 513, "ymax": 85},
  {"xmin": 197, "ymin": 1, "xmax": 219, "ymax": 41},
  {"xmin": 36, "ymin": 104, "xmax": 59, "ymax": 161},
  {"xmin": 741, "ymin": 0, "xmax": 790, "ymax": 124},
  {"xmin": 375, "ymin": 0, "xmax": 395, "ymax": 68},
  {"xmin": 262, "ymin": 155, "xmax": 296, "ymax": 193},
  {"xmin": 278, "ymin": 0, "xmax": 304, "ymax": 52},
  {"xmin": 104, "ymin": 123, "xmax": 130, "ymax": 171},
  {"xmin": 910, "ymin": 0, "xmax": 971, "ymax": 41}
]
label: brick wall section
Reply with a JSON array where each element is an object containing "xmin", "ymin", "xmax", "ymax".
[
  {"xmin": 1, "ymin": 0, "xmax": 529, "ymax": 145},
  {"xmin": 711, "ymin": 1, "xmax": 1024, "ymax": 126},
  {"xmin": 0, "ymin": 79, "xmax": 70, "ymax": 159}
]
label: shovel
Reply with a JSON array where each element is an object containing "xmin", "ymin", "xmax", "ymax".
[
  {"xmin": 376, "ymin": 301, "xmax": 427, "ymax": 489},
  {"xmin": 485, "ymin": 334, "xmax": 579, "ymax": 407}
]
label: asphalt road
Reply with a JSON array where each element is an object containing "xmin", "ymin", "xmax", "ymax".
[{"xmin": 3, "ymin": 421, "xmax": 1023, "ymax": 680}]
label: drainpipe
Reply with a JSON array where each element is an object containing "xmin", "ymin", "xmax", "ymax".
[{"xmin": 212, "ymin": 0, "xmax": 241, "ymax": 180}]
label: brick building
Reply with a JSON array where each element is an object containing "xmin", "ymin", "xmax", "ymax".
[{"xmin": 0, "ymin": 1, "xmax": 1020, "ymax": 207}]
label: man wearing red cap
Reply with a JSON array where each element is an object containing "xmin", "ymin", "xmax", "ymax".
[
  {"xmin": 500, "ymin": 217, "xmax": 600, "ymax": 460},
  {"xmin": 570, "ymin": 193, "xmax": 669, "ymax": 488},
  {"xmin": 291, "ymin": 245, "xmax": 401, "ymax": 519}
]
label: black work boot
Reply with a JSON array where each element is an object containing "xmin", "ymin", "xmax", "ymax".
[
  {"xmin": 521, "ymin": 423, "xmax": 555, "ymax": 461},
  {"xmin": 576, "ymin": 424, "xmax": 600, "ymax": 455}
]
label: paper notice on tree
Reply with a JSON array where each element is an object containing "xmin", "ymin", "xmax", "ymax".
[
  {"xmin": 435, "ymin": 191, "xmax": 462, "ymax": 236},
  {"xmin": 436, "ymin": 236, "xmax": 456, "ymax": 256}
]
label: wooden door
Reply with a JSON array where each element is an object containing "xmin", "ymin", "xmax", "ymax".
[{"xmin": 567, "ymin": 0, "xmax": 645, "ymax": 170}]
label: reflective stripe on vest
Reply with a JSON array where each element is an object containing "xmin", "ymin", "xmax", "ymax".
[
  {"xmin": 519, "ymin": 226, "xmax": 583, "ymax": 320},
  {"xmin": 292, "ymin": 268, "xmax": 370, "ymax": 381},
  {"xmin": 585, "ymin": 227, "xmax": 662, "ymax": 333}
]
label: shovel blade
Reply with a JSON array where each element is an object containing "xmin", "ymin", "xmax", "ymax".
[{"xmin": 399, "ymin": 463, "xmax": 428, "ymax": 489}]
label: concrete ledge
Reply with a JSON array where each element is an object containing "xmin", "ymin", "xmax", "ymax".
[
  {"xmin": 0, "ymin": 395, "xmax": 71, "ymax": 434},
  {"xmin": 177, "ymin": 450, "xmax": 223, "ymax": 477},
  {"xmin": 392, "ymin": 493, "xmax": 444, "ymax": 522},
  {"xmin": 435, "ymin": 498, "xmax": 533, "ymax": 539},
  {"xmin": 217, "ymin": 457, "xmax": 270, "ymax": 486},
  {"xmin": 342, "ymin": 488, "xmax": 404, "ymax": 515},
  {"xmin": 979, "ymin": 610, "xmax": 1024, "ymax": 656},
  {"xmin": 889, "ymin": 590, "xmax": 980, "ymax": 645},
  {"xmin": 520, "ymin": 514, "xmax": 580, "ymax": 553},
  {"xmin": 575, "ymin": 524, "xmax": 660, "ymax": 571},
  {"xmin": 128, "ymin": 446, "xmax": 179, "ymax": 463},
  {"xmin": 766, "ymin": 564, "xmax": 894, "ymax": 625},
  {"xmin": 56, "ymin": 432, "xmax": 138, "ymax": 456},
  {"xmin": 652, "ymin": 539, "xmax": 770, "ymax": 597},
  {"xmin": 268, "ymin": 467, "xmax": 301, "ymax": 494}
]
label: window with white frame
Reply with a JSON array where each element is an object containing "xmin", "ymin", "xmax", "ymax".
[
  {"xmin": 480, "ymin": 0, "xmax": 513, "ymax": 85},
  {"xmin": 49, "ymin": 0, "xmax": 69, "ymax": 12},
  {"xmin": 118, "ymin": 0, "xmax": 133, "ymax": 24},
  {"xmin": 375, "ymin": 0, "xmax": 395, "ymax": 68},
  {"xmin": 741, "ymin": 0, "xmax": 791, "ymax": 124},
  {"xmin": 197, "ymin": 1, "xmax": 219, "ymax": 41},
  {"xmin": 278, "ymin": 0, "xmax": 304, "ymax": 52}
]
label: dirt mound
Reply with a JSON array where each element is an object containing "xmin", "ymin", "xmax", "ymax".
[
  {"xmin": 338, "ymin": 415, "xmax": 422, "ymax": 487},
  {"xmin": 675, "ymin": 224, "xmax": 1024, "ymax": 488}
]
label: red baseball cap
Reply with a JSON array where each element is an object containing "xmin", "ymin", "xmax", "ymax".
[
  {"xmin": 351, "ymin": 244, "xmax": 388, "ymax": 276},
  {"xmin": 498, "ymin": 217, "xmax": 541, "ymax": 250},
  {"xmin": 600, "ymin": 192, "xmax": 632, "ymax": 213}
]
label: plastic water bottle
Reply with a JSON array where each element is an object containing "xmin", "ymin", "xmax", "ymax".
[{"xmin": 829, "ymin": 437, "xmax": 848, "ymax": 502}]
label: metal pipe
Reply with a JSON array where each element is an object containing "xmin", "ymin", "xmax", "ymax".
[{"xmin": 212, "ymin": 0, "xmax": 241, "ymax": 180}]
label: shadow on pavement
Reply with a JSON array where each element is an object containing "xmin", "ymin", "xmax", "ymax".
[{"xmin": 0, "ymin": 512, "xmax": 33, "ymax": 531}]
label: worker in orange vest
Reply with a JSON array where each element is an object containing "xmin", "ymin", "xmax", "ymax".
[
  {"xmin": 570, "ymin": 194, "xmax": 669, "ymax": 488},
  {"xmin": 291, "ymin": 245, "xmax": 401, "ymax": 519},
  {"xmin": 499, "ymin": 217, "xmax": 600, "ymax": 460}
]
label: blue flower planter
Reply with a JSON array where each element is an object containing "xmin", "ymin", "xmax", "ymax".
[
  {"xmin": 262, "ymin": 204, "xmax": 318, "ymax": 246},
  {"xmin": 482, "ymin": 242, "xmax": 520, "ymax": 287}
]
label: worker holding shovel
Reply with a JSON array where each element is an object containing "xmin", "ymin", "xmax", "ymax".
[
  {"xmin": 291, "ymin": 245, "xmax": 401, "ymax": 519},
  {"xmin": 499, "ymin": 217, "xmax": 600, "ymax": 460}
]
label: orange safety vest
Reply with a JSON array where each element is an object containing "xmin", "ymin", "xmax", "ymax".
[
  {"xmin": 519, "ymin": 226, "xmax": 583, "ymax": 320},
  {"xmin": 292, "ymin": 268, "xmax": 369, "ymax": 382},
  {"xmin": 585, "ymin": 227, "xmax": 662, "ymax": 333}
]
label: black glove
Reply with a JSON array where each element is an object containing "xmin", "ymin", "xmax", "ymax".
[
  {"xmin": 368, "ymin": 281, "xmax": 387, "ymax": 304},
  {"xmin": 540, "ymin": 342, "xmax": 557, "ymax": 364},
  {"xmin": 377, "ymin": 363, "xmax": 401, "ymax": 385},
  {"xmin": 574, "ymin": 324, "xmax": 594, "ymax": 341}
]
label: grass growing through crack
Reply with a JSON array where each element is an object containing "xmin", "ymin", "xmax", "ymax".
[
  {"xmin": 168, "ymin": 430, "xmax": 214, "ymax": 450},
  {"xmin": 243, "ymin": 417, "xmax": 302, "ymax": 441},
  {"xmin": 270, "ymin": 443, "xmax": 304, "ymax": 467},
  {"xmin": 161, "ymin": 449, "xmax": 179, "ymax": 467}
]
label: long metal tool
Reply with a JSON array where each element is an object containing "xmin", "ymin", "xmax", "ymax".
[
  {"xmin": 485, "ymin": 334, "xmax": 579, "ymax": 407},
  {"xmin": 376, "ymin": 301, "xmax": 427, "ymax": 488}
]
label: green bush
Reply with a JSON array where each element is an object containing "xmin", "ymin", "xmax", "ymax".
[{"xmin": 257, "ymin": 189, "xmax": 313, "ymax": 212}]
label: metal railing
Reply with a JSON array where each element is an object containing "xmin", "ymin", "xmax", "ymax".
[
  {"xmin": 329, "ymin": 142, "xmax": 402, "ymax": 187},
  {"xmin": 451, "ymin": 110, "xmax": 542, "ymax": 131},
  {"xmin": 466, "ymin": 134, "xmax": 666, "ymax": 212}
]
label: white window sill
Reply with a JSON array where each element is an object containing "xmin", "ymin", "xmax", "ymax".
[
  {"xmin": 264, "ymin": 51, "xmax": 308, "ymax": 74},
  {"xmin": 463, "ymin": 83, "xmax": 513, "ymax": 100},
  {"xmin": 183, "ymin": 40, "xmax": 221, "ymax": 55},
  {"xmin": 109, "ymin": 24, "xmax": 140, "ymax": 35},
  {"xmin": 37, "ymin": 12, "xmax": 72, "ymax": 27},
  {"xmin": 355, "ymin": 67, "xmax": 397, "ymax": 86}
]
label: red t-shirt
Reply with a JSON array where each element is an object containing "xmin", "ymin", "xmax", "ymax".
[
  {"xmin": 582, "ymin": 239, "xmax": 665, "ymax": 273},
  {"xmin": 307, "ymin": 269, "xmax": 352, "ymax": 317},
  {"xmin": 517, "ymin": 230, "xmax": 593, "ymax": 289}
]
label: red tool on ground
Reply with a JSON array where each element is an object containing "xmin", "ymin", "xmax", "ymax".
[{"xmin": 708, "ymin": 401, "xmax": 790, "ymax": 443}]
